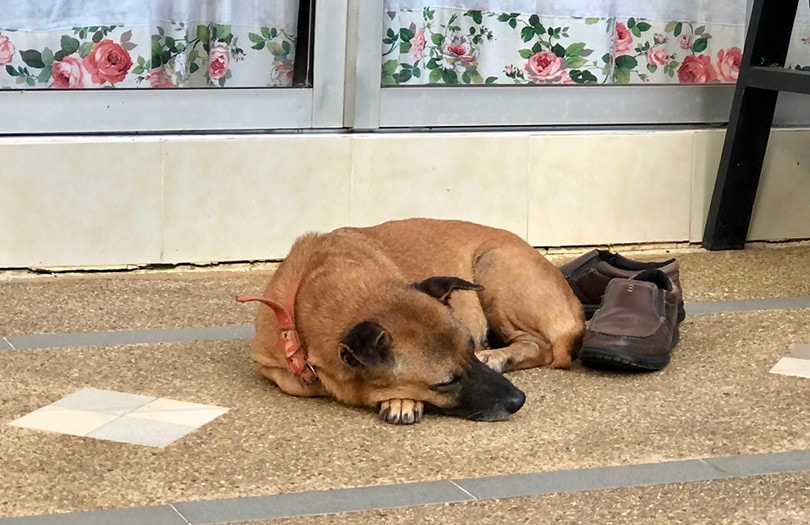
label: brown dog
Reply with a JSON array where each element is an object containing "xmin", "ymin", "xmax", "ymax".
[{"xmin": 239, "ymin": 218, "xmax": 585, "ymax": 424}]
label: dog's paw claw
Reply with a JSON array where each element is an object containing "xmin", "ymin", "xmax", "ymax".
[{"xmin": 379, "ymin": 399, "xmax": 423, "ymax": 425}]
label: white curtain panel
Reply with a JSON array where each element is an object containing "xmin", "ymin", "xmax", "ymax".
[
  {"xmin": 382, "ymin": 0, "xmax": 810, "ymax": 85},
  {"xmin": 0, "ymin": 0, "xmax": 299, "ymax": 88}
]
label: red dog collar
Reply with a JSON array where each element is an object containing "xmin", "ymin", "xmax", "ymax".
[{"xmin": 236, "ymin": 283, "xmax": 317, "ymax": 384}]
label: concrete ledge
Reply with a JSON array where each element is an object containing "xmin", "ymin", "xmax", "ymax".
[{"xmin": 2, "ymin": 129, "xmax": 809, "ymax": 268}]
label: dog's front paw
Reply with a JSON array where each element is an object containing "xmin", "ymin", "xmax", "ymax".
[
  {"xmin": 475, "ymin": 349, "xmax": 513, "ymax": 373},
  {"xmin": 378, "ymin": 399, "xmax": 424, "ymax": 425}
]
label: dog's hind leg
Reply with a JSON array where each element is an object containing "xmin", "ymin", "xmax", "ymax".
[{"xmin": 473, "ymin": 245, "xmax": 585, "ymax": 372}]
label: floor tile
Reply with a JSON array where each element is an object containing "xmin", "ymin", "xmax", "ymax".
[
  {"xmin": 53, "ymin": 388, "xmax": 155, "ymax": 416},
  {"xmin": 87, "ymin": 416, "xmax": 195, "ymax": 448},
  {"xmin": 787, "ymin": 343, "xmax": 810, "ymax": 360},
  {"xmin": 0, "ymin": 504, "xmax": 189, "ymax": 525},
  {"xmin": 173, "ymin": 480, "xmax": 473, "ymax": 523},
  {"xmin": 8, "ymin": 388, "xmax": 229, "ymax": 448},
  {"xmin": 769, "ymin": 356, "xmax": 810, "ymax": 379},
  {"xmin": 9, "ymin": 406, "xmax": 117, "ymax": 437},
  {"xmin": 128, "ymin": 398, "xmax": 228, "ymax": 427},
  {"xmin": 5, "ymin": 326, "xmax": 253, "ymax": 350},
  {"xmin": 705, "ymin": 450, "xmax": 810, "ymax": 477},
  {"xmin": 453, "ymin": 459, "xmax": 723, "ymax": 500}
]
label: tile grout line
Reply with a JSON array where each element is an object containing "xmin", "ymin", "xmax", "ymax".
[
  {"xmin": 448, "ymin": 479, "xmax": 479, "ymax": 501},
  {"xmin": 696, "ymin": 457, "xmax": 734, "ymax": 478},
  {"xmin": 170, "ymin": 503, "xmax": 193, "ymax": 525}
]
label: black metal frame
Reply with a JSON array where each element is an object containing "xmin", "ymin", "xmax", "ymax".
[
  {"xmin": 703, "ymin": 0, "xmax": 809, "ymax": 249},
  {"xmin": 292, "ymin": 0, "xmax": 315, "ymax": 87}
]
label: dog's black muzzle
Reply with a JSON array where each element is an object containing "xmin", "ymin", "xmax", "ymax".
[{"xmin": 440, "ymin": 359, "xmax": 526, "ymax": 421}]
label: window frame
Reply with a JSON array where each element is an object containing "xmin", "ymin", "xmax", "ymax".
[
  {"xmin": 0, "ymin": 0, "xmax": 348, "ymax": 135},
  {"xmin": 348, "ymin": 1, "xmax": 810, "ymax": 130},
  {"xmin": 3, "ymin": 0, "xmax": 809, "ymax": 135}
]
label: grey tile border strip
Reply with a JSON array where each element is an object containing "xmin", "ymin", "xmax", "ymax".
[
  {"xmin": 684, "ymin": 296, "xmax": 810, "ymax": 316},
  {"xmin": 2, "ymin": 450, "xmax": 809, "ymax": 525},
  {"xmin": 704, "ymin": 449, "xmax": 810, "ymax": 477},
  {"xmin": 2, "ymin": 296, "xmax": 810, "ymax": 352},
  {"xmin": 173, "ymin": 480, "xmax": 473, "ymax": 524},
  {"xmin": 4, "ymin": 325, "xmax": 255, "ymax": 351},
  {"xmin": 451, "ymin": 458, "xmax": 724, "ymax": 500},
  {"xmin": 0, "ymin": 505, "xmax": 188, "ymax": 525}
]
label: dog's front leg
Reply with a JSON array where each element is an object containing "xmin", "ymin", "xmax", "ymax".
[
  {"xmin": 252, "ymin": 355, "xmax": 328, "ymax": 397},
  {"xmin": 378, "ymin": 399, "xmax": 424, "ymax": 425}
]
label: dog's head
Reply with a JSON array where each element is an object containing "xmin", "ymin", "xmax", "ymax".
[{"xmin": 337, "ymin": 276, "xmax": 526, "ymax": 423}]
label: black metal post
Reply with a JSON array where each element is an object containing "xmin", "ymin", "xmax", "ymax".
[{"xmin": 702, "ymin": 0, "xmax": 800, "ymax": 249}]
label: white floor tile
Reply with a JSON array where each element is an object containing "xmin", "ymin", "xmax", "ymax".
[
  {"xmin": 128, "ymin": 398, "xmax": 229, "ymax": 427},
  {"xmin": 9, "ymin": 406, "xmax": 118, "ymax": 436},
  {"xmin": 8, "ymin": 388, "xmax": 229, "ymax": 447},
  {"xmin": 787, "ymin": 343, "xmax": 810, "ymax": 360},
  {"xmin": 53, "ymin": 388, "xmax": 155, "ymax": 416},
  {"xmin": 88, "ymin": 416, "xmax": 195, "ymax": 448},
  {"xmin": 769, "ymin": 356, "xmax": 810, "ymax": 379}
]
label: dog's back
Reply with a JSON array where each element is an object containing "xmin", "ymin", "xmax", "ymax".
[{"xmin": 358, "ymin": 218, "xmax": 584, "ymax": 369}]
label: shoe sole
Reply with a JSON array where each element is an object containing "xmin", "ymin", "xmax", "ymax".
[
  {"xmin": 578, "ymin": 346, "xmax": 670, "ymax": 371},
  {"xmin": 579, "ymin": 323, "xmax": 680, "ymax": 372}
]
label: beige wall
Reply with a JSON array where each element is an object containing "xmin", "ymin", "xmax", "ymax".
[{"xmin": 2, "ymin": 129, "xmax": 809, "ymax": 269}]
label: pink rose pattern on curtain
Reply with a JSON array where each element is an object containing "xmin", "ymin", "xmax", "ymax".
[
  {"xmin": 0, "ymin": 23, "xmax": 296, "ymax": 88},
  {"xmin": 382, "ymin": 7, "xmax": 810, "ymax": 85}
]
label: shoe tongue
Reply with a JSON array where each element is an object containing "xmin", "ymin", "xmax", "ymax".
[{"xmin": 633, "ymin": 269, "xmax": 672, "ymax": 291}]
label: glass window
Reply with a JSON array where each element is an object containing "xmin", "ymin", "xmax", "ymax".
[
  {"xmin": 0, "ymin": 1, "xmax": 302, "ymax": 89},
  {"xmin": 0, "ymin": 0, "xmax": 347, "ymax": 134},
  {"xmin": 381, "ymin": 2, "xmax": 750, "ymax": 86},
  {"xmin": 381, "ymin": 1, "xmax": 810, "ymax": 86},
  {"xmin": 349, "ymin": 1, "xmax": 810, "ymax": 128}
]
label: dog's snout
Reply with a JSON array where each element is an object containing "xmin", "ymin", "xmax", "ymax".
[
  {"xmin": 506, "ymin": 389, "xmax": 526, "ymax": 414},
  {"xmin": 438, "ymin": 359, "xmax": 528, "ymax": 421}
]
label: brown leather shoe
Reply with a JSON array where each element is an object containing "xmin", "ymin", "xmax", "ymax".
[
  {"xmin": 558, "ymin": 249, "xmax": 684, "ymax": 321},
  {"xmin": 579, "ymin": 269, "xmax": 679, "ymax": 371}
]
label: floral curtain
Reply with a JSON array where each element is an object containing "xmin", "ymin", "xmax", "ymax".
[
  {"xmin": 0, "ymin": 1, "xmax": 299, "ymax": 89},
  {"xmin": 382, "ymin": 0, "xmax": 810, "ymax": 85}
]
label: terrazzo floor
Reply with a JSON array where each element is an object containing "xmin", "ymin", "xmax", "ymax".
[{"xmin": 1, "ymin": 244, "xmax": 810, "ymax": 524}]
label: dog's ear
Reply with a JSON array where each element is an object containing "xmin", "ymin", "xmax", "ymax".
[
  {"xmin": 412, "ymin": 276, "xmax": 484, "ymax": 305},
  {"xmin": 339, "ymin": 321, "xmax": 393, "ymax": 368}
]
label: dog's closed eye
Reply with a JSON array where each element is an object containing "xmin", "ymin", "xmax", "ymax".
[{"xmin": 430, "ymin": 372, "xmax": 463, "ymax": 391}]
